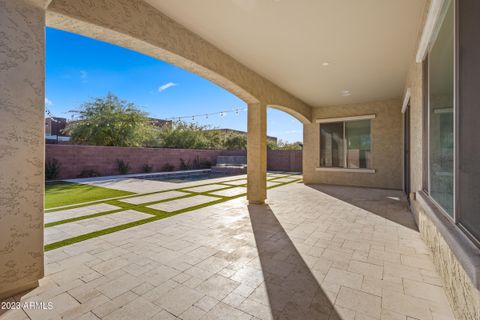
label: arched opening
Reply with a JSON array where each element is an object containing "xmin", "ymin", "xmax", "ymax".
[
  {"xmin": 42, "ymin": 27, "xmax": 304, "ymax": 252},
  {"xmin": 0, "ymin": 0, "xmax": 312, "ymax": 300}
]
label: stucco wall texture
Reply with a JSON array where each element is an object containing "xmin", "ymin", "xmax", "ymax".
[
  {"xmin": 0, "ymin": 0, "xmax": 45, "ymax": 299},
  {"xmin": 303, "ymin": 100, "xmax": 403, "ymax": 190}
]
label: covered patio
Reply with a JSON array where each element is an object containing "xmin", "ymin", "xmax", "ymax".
[
  {"xmin": 2, "ymin": 182, "xmax": 453, "ymax": 320},
  {"xmin": 3, "ymin": 0, "xmax": 480, "ymax": 318}
]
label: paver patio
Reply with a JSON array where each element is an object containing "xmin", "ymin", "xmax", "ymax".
[
  {"xmin": 266, "ymin": 181, "xmax": 281, "ymax": 188},
  {"xmin": 2, "ymin": 179, "xmax": 454, "ymax": 320},
  {"xmin": 148, "ymin": 195, "xmax": 220, "ymax": 212},
  {"xmin": 120, "ymin": 191, "xmax": 188, "ymax": 205},
  {"xmin": 182, "ymin": 184, "xmax": 228, "ymax": 193},
  {"xmin": 44, "ymin": 204, "xmax": 120, "ymax": 224},
  {"xmin": 209, "ymin": 187, "xmax": 247, "ymax": 197},
  {"xmin": 222, "ymin": 180, "xmax": 248, "ymax": 186},
  {"xmin": 45, "ymin": 210, "xmax": 152, "ymax": 245}
]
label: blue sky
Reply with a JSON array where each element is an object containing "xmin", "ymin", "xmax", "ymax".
[{"xmin": 46, "ymin": 28, "xmax": 302, "ymax": 142}]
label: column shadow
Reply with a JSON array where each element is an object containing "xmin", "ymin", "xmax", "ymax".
[
  {"xmin": 306, "ymin": 184, "xmax": 418, "ymax": 230},
  {"xmin": 248, "ymin": 204, "xmax": 341, "ymax": 320}
]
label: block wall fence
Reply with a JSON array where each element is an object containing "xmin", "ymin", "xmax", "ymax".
[{"xmin": 46, "ymin": 144, "xmax": 302, "ymax": 179}]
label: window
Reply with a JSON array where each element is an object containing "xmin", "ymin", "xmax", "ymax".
[
  {"xmin": 427, "ymin": 0, "xmax": 454, "ymax": 217},
  {"xmin": 319, "ymin": 116, "xmax": 373, "ymax": 170},
  {"xmin": 457, "ymin": 0, "xmax": 480, "ymax": 245}
]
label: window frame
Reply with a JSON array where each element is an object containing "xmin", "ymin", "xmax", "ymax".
[
  {"xmin": 316, "ymin": 114, "xmax": 376, "ymax": 173},
  {"xmin": 425, "ymin": 0, "xmax": 457, "ymax": 222}
]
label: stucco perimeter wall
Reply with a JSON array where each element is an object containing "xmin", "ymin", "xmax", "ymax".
[
  {"xmin": 46, "ymin": 145, "xmax": 302, "ymax": 179},
  {"xmin": 303, "ymin": 100, "xmax": 403, "ymax": 190}
]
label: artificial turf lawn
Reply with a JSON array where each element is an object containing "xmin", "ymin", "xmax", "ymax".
[{"xmin": 45, "ymin": 181, "xmax": 135, "ymax": 209}]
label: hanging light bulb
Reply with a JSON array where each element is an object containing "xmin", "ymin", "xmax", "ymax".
[
  {"xmin": 235, "ymin": 108, "xmax": 239, "ymax": 115},
  {"xmin": 205, "ymin": 114, "xmax": 208, "ymax": 119},
  {"xmin": 192, "ymin": 116, "xmax": 195, "ymax": 121},
  {"xmin": 220, "ymin": 112, "xmax": 225, "ymax": 117}
]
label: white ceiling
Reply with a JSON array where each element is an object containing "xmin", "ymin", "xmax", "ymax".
[{"xmin": 145, "ymin": 0, "xmax": 426, "ymax": 107}]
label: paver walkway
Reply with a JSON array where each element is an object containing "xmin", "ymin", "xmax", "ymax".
[
  {"xmin": 2, "ymin": 181, "xmax": 454, "ymax": 320},
  {"xmin": 43, "ymin": 173, "xmax": 299, "ymax": 250}
]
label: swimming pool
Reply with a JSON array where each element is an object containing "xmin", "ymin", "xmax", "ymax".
[{"xmin": 139, "ymin": 170, "xmax": 238, "ymax": 183}]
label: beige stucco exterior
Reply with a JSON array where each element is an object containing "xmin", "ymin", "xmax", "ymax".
[
  {"xmin": 404, "ymin": 60, "xmax": 425, "ymax": 197},
  {"xmin": 303, "ymin": 100, "xmax": 403, "ymax": 190},
  {"xmin": 247, "ymin": 103, "xmax": 267, "ymax": 203},
  {"xmin": 0, "ymin": 0, "xmax": 46, "ymax": 299}
]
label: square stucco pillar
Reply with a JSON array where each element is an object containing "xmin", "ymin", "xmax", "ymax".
[
  {"xmin": 0, "ymin": 0, "xmax": 46, "ymax": 299},
  {"xmin": 247, "ymin": 103, "xmax": 267, "ymax": 204}
]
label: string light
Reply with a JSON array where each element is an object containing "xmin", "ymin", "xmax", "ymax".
[
  {"xmin": 45, "ymin": 108, "xmax": 61, "ymax": 123},
  {"xmin": 46, "ymin": 106, "xmax": 248, "ymax": 124},
  {"xmin": 164, "ymin": 107, "xmax": 247, "ymax": 121}
]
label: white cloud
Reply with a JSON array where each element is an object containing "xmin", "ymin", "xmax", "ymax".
[
  {"xmin": 158, "ymin": 82, "xmax": 177, "ymax": 92},
  {"xmin": 80, "ymin": 70, "xmax": 88, "ymax": 83},
  {"xmin": 45, "ymin": 97, "xmax": 53, "ymax": 106}
]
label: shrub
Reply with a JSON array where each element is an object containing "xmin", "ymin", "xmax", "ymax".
[
  {"xmin": 77, "ymin": 169, "xmax": 100, "ymax": 178},
  {"xmin": 45, "ymin": 158, "xmax": 61, "ymax": 180},
  {"xmin": 179, "ymin": 158, "xmax": 191, "ymax": 170},
  {"xmin": 160, "ymin": 163, "xmax": 175, "ymax": 171},
  {"xmin": 142, "ymin": 163, "xmax": 153, "ymax": 173},
  {"xmin": 179, "ymin": 157, "xmax": 212, "ymax": 170},
  {"xmin": 116, "ymin": 159, "xmax": 130, "ymax": 175},
  {"xmin": 192, "ymin": 156, "xmax": 211, "ymax": 169}
]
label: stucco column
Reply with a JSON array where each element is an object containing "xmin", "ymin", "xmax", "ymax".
[
  {"xmin": 0, "ymin": 0, "xmax": 46, "ymax": 299},
  {"xmin": 247, "ymin": 102, "xmax": 267, "ymax": 204}
]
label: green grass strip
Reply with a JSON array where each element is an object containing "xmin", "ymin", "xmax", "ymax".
[
  {"xmin": 45, "ymin": 177, "xmax": 247, "ymax": 212},
  {"xmin": 45, "ymin": 181, "xmax": 135, "ymax": 209},
  {"xmin": 44, "ymin": 216, "xmax": 158, "ymax": 251},
  {"xmin": 45, "ymin": 208, "xmax": 126, "ymax": 228},
  {"xmin": 44, "ymin": 176, "xmax": 302, "ymax": 251}
]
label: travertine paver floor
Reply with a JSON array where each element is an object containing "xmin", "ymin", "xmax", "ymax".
[
  {"xmin": 266, "ymin": 181, "xmax": 281, "ymax": 187},
  {"xmin": 70, "ymin": 174, "xmax": 251, "ymax": 194},
  {"xmin": 44, "ymin": 204, "xmax": 120, "ymax": 224},
  {"xmin": 120, "ymin": 191, "xmax": 188, "ymax": 205},
  {"xmin": 148, "ymin": 195, "xmax": 219, "ymax": 212},
  {"xmin": 209, "ymin": 187, "xmax": 247, "ymax": 197},
  {"xmin": 222, "ymin": 179, "xmax": 248, "ymax": 186},
  {"xmin": 182, "ymin": 184, "xmax": 228, "ymax": 193},
  {"xmin": 270, "ymin": 177, "xmax": 299, "ymax": 183},
  {"xmin": 3, "ymin": 183, "xmax": 454, "ymax": 320},
  {"xmin": 45, "ymin": 210, "xmax": 152, "ymax": 245}
]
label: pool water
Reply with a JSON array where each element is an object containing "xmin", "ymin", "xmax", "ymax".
[{"xmin": 141, "ymin": 171, "xmax": 236, "ymax": 183}]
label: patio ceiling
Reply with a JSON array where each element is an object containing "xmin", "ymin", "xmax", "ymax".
[{"xmin": 144, "ymin": 0, "xmax": 426, "ymax": 107}]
